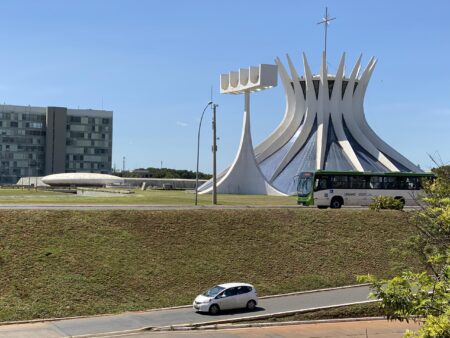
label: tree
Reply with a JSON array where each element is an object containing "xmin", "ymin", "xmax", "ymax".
[{"xmin": 359, "ymin": 165, "xmax": 450, "ymax": 337}]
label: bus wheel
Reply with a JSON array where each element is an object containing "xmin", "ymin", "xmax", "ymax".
[
  {"xmin": 395, "ymin": 196, "xmax": 406, "ymax": 207},
  {"xmin": 330, "ymin": 197, "xmax": 343, "ymax": 209}
]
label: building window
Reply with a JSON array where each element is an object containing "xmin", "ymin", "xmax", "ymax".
[
  {"xmin": 70, "ymin": 116, "xmax": 81, "ymax": 123},
  {"xmin": 30, "ymin": 122, "xmax": 43, "ymax": 129},
  {"xmin": 70, "ymin": 131, "xmax": 85, "ymax": 138}
]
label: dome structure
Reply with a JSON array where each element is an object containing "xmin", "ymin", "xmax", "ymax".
[
  {"xmin": 257, "ymin": 52, "xmax": 421, "ymax": 194},
  {"xmin": 41, "ymin": 173, "xmax": 124, "ymax": 186},
  {"xmin": 199, "ymin": 52, "xmax": 421, "ymax": 196}
]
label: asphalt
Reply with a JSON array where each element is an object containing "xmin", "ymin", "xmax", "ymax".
[
  {"xmin": 0, "ymin": 203, "xmax": 305, "ymax": 210},
  {"xmin": 0, "ymin": 204, "xmax": 421, "ymax": 210},
  {"xmin": 0, "ymin": 204, "xmax": 303, "ymax": 210},
  {"xmin": 0, "ymin": 285, "xmax": 372, "ymax": 338}
]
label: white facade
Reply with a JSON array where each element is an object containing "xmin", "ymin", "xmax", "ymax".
[
  {"xmin": 200, "ymin": 52, "xmax": 421, "ymax": 196},
  {"xmin": 42, "ymin": 173, "xmax": 124, "ymax": 186}
]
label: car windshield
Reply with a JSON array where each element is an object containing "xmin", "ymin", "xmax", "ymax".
[
  {"xmin": 297, "ymin": 173, "xmax": 314, "ymax": 196},
  {"xmin": 203, "ymin": 286, "xmax": 225, "ymax": 297}
]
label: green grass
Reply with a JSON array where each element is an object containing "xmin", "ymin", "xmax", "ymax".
[
  {"xmin": 0, "ymin": 188, "xmax": 64, "ymax": 197},
  {"xmin": 0, "ymin": 209, "xmax": 422, "ymax": 321},
  {"xmin": 0, "ymin": 188, "xmax": 297, "ymax": 205},
  {"xmin": 242, "ymin": 302, "xmax": 383, "ymax": 323}
]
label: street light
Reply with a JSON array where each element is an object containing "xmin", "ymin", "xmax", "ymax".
[
  {"xmin": 211, "ymin": 103, "xmax": 218, "ymax": 205},
  {"xmin": 195, "ymin": 101, "xmax": 213, "ymax": 205},
  {"xmin": 35, "ymin": 158, "xmax": 38, "ymax": 190}
]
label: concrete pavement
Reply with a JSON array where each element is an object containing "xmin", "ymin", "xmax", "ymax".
[{"xmin": 109, "ymin": 320, "xmax": 419, "ymax": 338}]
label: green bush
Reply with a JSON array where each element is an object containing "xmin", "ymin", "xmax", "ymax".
[{"xmin": 369, "ymin": 196, "xmax": 404, "ymax": 211}]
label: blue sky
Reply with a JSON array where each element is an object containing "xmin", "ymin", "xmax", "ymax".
[{"xmin": 0, "ymin": 0, "xmax": 449, "ymax": 172}]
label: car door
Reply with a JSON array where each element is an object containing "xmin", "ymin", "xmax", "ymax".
[
  {"xmin": 216, "ymin": 287, "xmax": 238, "ymax": 310},
  {"xmin": 235, "ymin": 286, "xmax": 246, "ymax": 308}
]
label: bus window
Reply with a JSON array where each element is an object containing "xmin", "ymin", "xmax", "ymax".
[
  {"xmin": 298, "ymin": 174, "xmax": 314, "ymax": 196},
  {"xmin": 370, "ymin": 176, "xmax": 383, "ymax": 189},
  {"xmin": 349, "ymin": 176, "xmax": 368, "ymax": 189},
  {"xmin": 315, "ymin": 176, "xmax": 329, "ymax": 191},
  {"xmin": 330, "ymin": 175, "xmax": 348, "ymax": 189},
  {"xmin": 384, "ymin": 177, "xmax": 397, "ymax": 189},
  {"xmin": 406, "ymin": 177, "xmax": 419, "ymax": 190},
  {"xmin": 397, "ymin": 177, "xmax": 409, "ymax": 190}
]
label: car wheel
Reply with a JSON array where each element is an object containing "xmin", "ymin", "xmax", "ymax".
[
  {"xmin": 246, "ymin": 300, "xmax": 257, "ymax": 311},
  {"xmin": 209, "ymin": 304, "xmax": 220, "ymax": 315}
]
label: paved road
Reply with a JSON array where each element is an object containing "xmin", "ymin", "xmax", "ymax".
[
  {"xmin": 0, "ymin": 204, "xmax": 320, "ymax": 210},
  {"xmin": 0, "ymin": 203, "xmax": 421, "ymax": 210},
  {"xmin": 0, "ymin": 285, "xmax": 372, "ymax": 338},
  {"xmin": 0, "ymin": 204, "xmax": 304, "ymax": 210}
]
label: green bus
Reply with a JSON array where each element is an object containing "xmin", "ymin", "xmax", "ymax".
[{"xmin": 297, "ymin": 170, "xmax": 435, "ymax": 208}]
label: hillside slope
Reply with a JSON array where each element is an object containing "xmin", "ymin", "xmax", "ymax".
[{"xmin": 0, "ymin": 209, "xmax": 421, "ymax": 321}]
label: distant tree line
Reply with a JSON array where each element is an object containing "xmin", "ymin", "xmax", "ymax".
[{"xmin": 115, "ymin": 167, "xmax": 212, "ymax": 180}]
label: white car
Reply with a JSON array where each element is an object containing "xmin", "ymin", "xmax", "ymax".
[{"xmin": 193, "ymin": 282, "xmax": 258, "ymax": 315}]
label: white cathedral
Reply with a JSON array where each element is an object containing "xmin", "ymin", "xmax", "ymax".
[{"xmin": 199, "ymin": 12, "xmax": 421, "ymax": 197}]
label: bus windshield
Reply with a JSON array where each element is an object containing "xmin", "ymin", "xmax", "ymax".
[{"xmin": 297, "ymin": 172, "xmax": 314, "ymax": 197}]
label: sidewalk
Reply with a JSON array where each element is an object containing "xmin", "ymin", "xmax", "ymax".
[{"xmin": 119, "ymin": 319, "xmax": 420, "ymax": 338}]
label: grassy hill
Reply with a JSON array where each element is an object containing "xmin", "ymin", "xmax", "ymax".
[{"xmin": 0, "ymin": 209, "xmax": 422, "ymax": 321}]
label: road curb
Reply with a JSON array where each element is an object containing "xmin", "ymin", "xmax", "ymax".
[
  {"xmin": 150, "ymin": 299, "xmax": 380, "ymax": 332},
  {"xmin": 260, "ymin": 283, "xmax": 371, "ymax": 299},
  {"xmin": 155, "ymin": 316, "xmax": 389, "ymax": 332}
]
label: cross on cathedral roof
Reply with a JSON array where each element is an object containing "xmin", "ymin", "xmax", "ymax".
[{"xmin": 317, "ymin": 7, "xmax": 336, "ymax": 55}]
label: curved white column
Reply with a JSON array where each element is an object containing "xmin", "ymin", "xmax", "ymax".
[
  {"xmin": 353, "ymin": 60, "xmax": 421, "ymax": 172},
  {"xmin": 341, "ymin": 56, "xmax": 399, "ymax": 172},
  {"xmin": 200, "ymin": 92, "xmax": 286, "ymax": 196},
  {"xmin": 254, "ymin": 58, "xmax": 298, "ymax": 163},
  {"xmin": 269, "ymin": 53, "xmax": 318, "ymax": 181},
  {"xmin": 316, "ymin": 51, "xmax": 330, "ymax": 170},
  {"xmin": 286, "ymin": 53, "xmax": 306, "ymax": 130},
  {"xmin": 329, "ymin": 53, "xmax": 364, "ymax": 171}
]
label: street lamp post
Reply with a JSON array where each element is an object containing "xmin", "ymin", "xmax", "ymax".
[
  {"xmin": 35, "ymin": 160, "xmax": 38, "ymax": 190},
  {"xmin": 28, "ymin": 158, "xmax": 30, "ymax": 190},
  {"xmin": 212, "ymin": 103, "xmax": 218, "ymax": 205},
  {"xmin": 195, "ymin": 101, "xmax": 213, "ymax": 205}
]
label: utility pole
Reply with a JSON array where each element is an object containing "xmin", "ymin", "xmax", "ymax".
[
  {"xmin": 122, "ymin": 156, "xmax": 125, "ymax": 172},
  {"xmin": 212, "ymin": 103, "xmax": 218, "ymax": 205}
]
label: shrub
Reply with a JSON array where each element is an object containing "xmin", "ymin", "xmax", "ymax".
[{"xmin": 369, "ymin": 196, "xmax": 404, "ymax": 211}]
